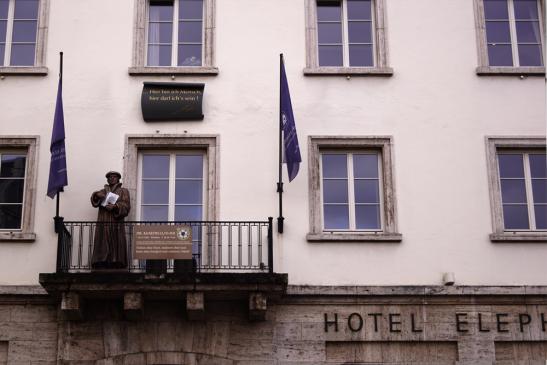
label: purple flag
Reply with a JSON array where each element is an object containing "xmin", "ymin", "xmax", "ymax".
[
  {"xmin": 47, "ymin": 78, "xmax": 68, "ymax": 198},
  {"xmin": 280, "ymin": 56, "xmax": 301, "ymax": 182}
]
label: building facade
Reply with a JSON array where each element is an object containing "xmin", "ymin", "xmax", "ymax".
[{"xmin": 0, "ymin": 0, "xmax": 546, "ymax": 364}]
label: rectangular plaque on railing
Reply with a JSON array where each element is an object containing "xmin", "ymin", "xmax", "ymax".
[
  {"xmin": 141, "ymin": 82, "xmax": 204, "ymax": 121},
  {"xmin": 133, "ymin": 225, "xmax": 192, "ymax": 260}
]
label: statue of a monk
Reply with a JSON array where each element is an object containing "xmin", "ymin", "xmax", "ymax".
[{"xmin": 90, "ymin": 171, "xmax": 130, "ymax": 269}]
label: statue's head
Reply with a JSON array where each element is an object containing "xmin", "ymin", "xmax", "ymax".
[{"xmin": 105, "ymin": 171, "xmax": 121, "ymax": 185}]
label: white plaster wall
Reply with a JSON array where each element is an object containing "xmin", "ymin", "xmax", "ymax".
[{"xmin": 0, "ymin": 0, "xmax": 545, "ymax": 285}]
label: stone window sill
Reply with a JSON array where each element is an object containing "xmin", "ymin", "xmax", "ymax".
[
  {"xmin": 0, "ymin": 67, "xmax": 48, "ymax": 76},
  {"xmin": 303, "ymin": 67, "xmax": 394, "ymax": 76},
  {"xmin": 307, "ymin": 232, "xmax": 402, "ymax": 242},
  {"xmin": 128, "ymin": 66, "xmax": 219, "ymax": 76},
  {"xmin": 0, "ymin": 232, "xmax": 36, "ymax": 242},
  {"xmin": 490, "ymin": 232, "xmax": 547, "ymax": 242},
  {"xmin": 476, "ymin": 66, "xmax": 545, "ymax": 76}
]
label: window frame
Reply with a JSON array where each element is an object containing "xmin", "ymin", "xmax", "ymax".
[
  {"xmin": 486, "ymin": 136, "xmax": 547, "ymax": 242},
  {"xmin": 0, "ymin": 0, "xmax": 48, "ymax": 76},
  {"xmin": 0, "ymin": 136, "xmax": 38, "ymax": 242},
  {"xmin": 124, "ymin": 135, "xmax": 219, "ymax": 222},
  {"xmin": 304, "ymin": 0, "xmax": 392, "ymax": 76},
  {"xmin": 129, "ymin": 0, "xmax": 218, "ymax": 76},
  {"xmin": 307, "ymin": 136, "xmax": 401, "ymax": 242},
  {"xmin": 474, "ymin": 0, "xmax": 546, "ymax": 76}
]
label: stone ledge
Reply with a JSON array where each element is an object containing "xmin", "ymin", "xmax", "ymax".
[
  {"xmin": 476, "ymin": 66, "xmax": 545, "ymax": 76},
  {"xmin": 0, "ymin": 66, "xmax": 48, "ymax": 75},
  {"xmin": 39, "ymin": 272, "xmax": 288, "ymax": 300},
  {"xmin": 287, "ymin": 285, "xmax": 547, "ymax": 296}
]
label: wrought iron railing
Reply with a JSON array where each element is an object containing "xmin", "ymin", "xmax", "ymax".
[{"xmin": 54, "ymin": 218, "xmax": 274, "ymax": 274}]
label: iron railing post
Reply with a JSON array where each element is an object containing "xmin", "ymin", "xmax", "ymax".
[
  {"xmin": 54, "ymin": 216, "xmax": 65, "ymax": 272},
  {"xmin": 267, "ymin": 217, "xmax": 273, "ymax": 274}
]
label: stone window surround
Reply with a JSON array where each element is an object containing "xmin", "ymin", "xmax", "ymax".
[
  {"xmin": 486, "ymin": 136, "xmax": 547, "ymax": 242},
  {"xmin": 124, "ymin": 134, "xmax": 219, "ymax": 221},
  {"xmin": 473, "ymin": 0, "xmax": 546, "ymax": 76},
  {"xmin": 307, "ymin": 136, "xmax": 401, "ymax": 242},
  {"xmin": 0, "ymin": 0, "xmax": 49, "ymax": 76},
  {"xmin": 128, "ymin": 0, "xmax": 218, "ymax": 76},
  {"xmin": 303, "ymin": 0, "xmax": 393, "ymax": 76},
  {"xmin": 0, "ymin": 136, "xmax": 39, "ymax": 242}
]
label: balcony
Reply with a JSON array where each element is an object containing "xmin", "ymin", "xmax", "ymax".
[{"xmin": 39, "ymin": 219, "xmax": 288, "ymax": 321}]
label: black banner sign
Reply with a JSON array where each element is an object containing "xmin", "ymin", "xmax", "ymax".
[{"xmin": 141, "ymin": 82, "xmax": 204, "ymax": 122}]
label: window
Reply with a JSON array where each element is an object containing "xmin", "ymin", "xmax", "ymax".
[
  {"xmin": 307, "ymin": 136, "xmax": 401, "ymax": 242},
  {"xmin": 304, "ymin": 0, "xmax": 392, "ymax": 75},
  {"xmin": 0, "ymin": 136, "xmax": 37, "ymax": 242},
  {"xmin": 475, "ymin": 0, "xmax": 545, "ymax": 75},
  {"xmin": 129, "ymin": 0, "xmax": 217, "ymax": 75},
  {"xmin": 0, "ymin": 0, "xmax": 48, "ymax": 74},
  {"xmin": 486, "ymin": 137, "xmax": 547, "ymax": 242},
  {"xmin": 138, "ymin": 152, "xmax": 205, "ymax": 221}
]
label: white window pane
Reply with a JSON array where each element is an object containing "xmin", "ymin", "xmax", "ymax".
[
  {"xmin": 353, "ymin": 154, "xmax": 378, "ymax": 178},
  {"xmin": 532, "ymin": 180, "xmax": 547, "ymax": 203},
  {"xmin": 317, "ymin": 1, "xmax": 341, "ymax": 22},
  {"xmin": 354, "ymin": 180, "xmax": 379, "ymax": 204},
  {"xmin": 177, "ymin": 44, "xmax": 201, "ymax": 66},
  {"xmin": 318, "ymin": 22, "xmax": 342, "ymax": 44},
  {"xmin": 148, "ymin": 22, "xmax": 173, "ymax": 44},
  {"xmin": 324, "ymin": 205, "xmax": 349, "ymax": 229},
  {"xmin": 14, "ymin": 0, "xmax": 38, "ymax": 19},
  {"xmin": 1, "ymin": 155, "xmax": 26, "ymax": 177},
  {"xmin": 498, "ymin": 154, "xmax": 524, "ymax": 178},
  {"xmin": 142, "ymin": 180, "xmax": 169, "ymax": 204},
  {"xmin": 347, "ymin": 0, "xmax": 371, "ymax": 20},
  {"xmin": 355, "ymin": 205, "xmax": 380, "ymax": 229},
  {"xmin": 534, "ymin": 205, "xmax": 547, "ymax": 229},
  {"xmin": 323, "ymin": 180, "xmax": 348, "ymax": 203},
  {"xmin": 0, "ymin": 1, "xmax": 8, "ymax": 18},
  {"xmin": 142, "ymin": 155, "xmax": 169, "ymax": 178},
  {"xmin": 147, "ymin": 45, "xmax": 172, "ymax": 66},
  {"xmin": 175, "ymin": 180, "xmax": 202, "ymax": 204},
  {"xmin": 487, "ymin": 44, "xmax": 513, "ymax": 66},
  {"xmin": 515, "ymin": 21, "xmax": 541, "ymax": 43},
  {"xmin": 142, "ymin": 205, "xmax": 168, "ymax": 221},
  {"xmin": 486, "ymin": 21, "xmax": 511, "ymax": 42},
  {"xmin": 484, "ymin": 0, "xmax": 509, "ymax": 19},
  {"xmin": 503, "ymin": 205, "xmax": 530, "ymax": 229},
  {"xmin": 10, "ymin": 43, "xmax": 35, "ymax": 65},
  {"xmin": 0, "ymin": 205, "xmax": 22, "ymax": 229},
  {"xmin": 349, "ymin": 44, "xmax": 373, "ymax": 66},
  {"xmin": 175, "ymin": 205, "xmax": 202, "ymax": 221},
  {"xmin": 0, "ymin": 20, "xmax": 6, "ymax": 42},
  {"xmin": 500, "ymin": 179, "xmax": 527, "ymax": 203},
  {"xmin": 529, "ymin": 155, "xmax": 546, "ymax": 178},
  {"xmin": 348, "ymin": 21, "xmax": 372, "ymax": 43},
  {"xmin": 12, "ymin": 20, "xmax": 36, "ymax": 42},
  {"xmin": 178, "ymin": 21, "xmax": 202, "ymax": 43},
  {"xmin": 0, "ymin": 180, "xmax": 24, "ymax": 203},
  {"xmin": 179, "ymin": 0, "xmax": 203, "ymax": 20},
  {"xmin": 176, "ymin": 155, "xmax": 202, "ymax": 178},
  {"xmin": 149, "ymin": 2, "xmax": 173, "ymax": 22},
  {"xmin": 318, "ymin": 45, "xmax": 343, "ymax": 66},
  {"xmin": 518, "ymin": 44, "xmax": 543, "ymax": 66},
  {"xmin": 513, "ymin": 0, "xmax": 539, "ymax": 19},
  {"xmin": 322, "ymin": 154, "xmax": 347, "ymax": 178}
]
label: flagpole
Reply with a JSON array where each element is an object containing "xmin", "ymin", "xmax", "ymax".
[
  {"xmin": 55, "ymin": 52, "xmax": 63, "ymax": 220},
  {"xmin": 277, "ymin": 54, "xmax": 284, "ymax": 234}
]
